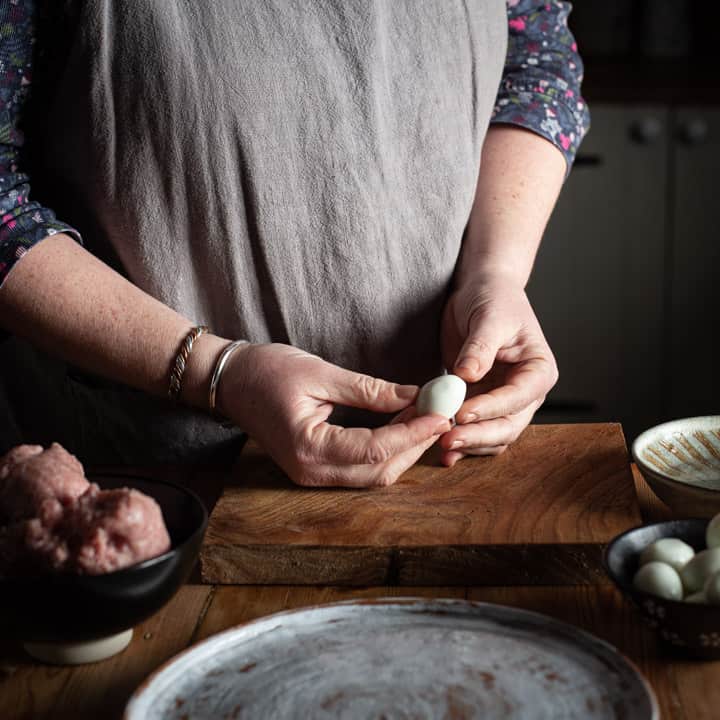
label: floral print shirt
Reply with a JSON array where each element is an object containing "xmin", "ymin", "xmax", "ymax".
[
  {"xmin": 0, "ymin": 0, "xmax": 589, "ymax": 287},
  {"xmin": 495, "ymin": 0, "xmax": 590, "ymax": 162}
]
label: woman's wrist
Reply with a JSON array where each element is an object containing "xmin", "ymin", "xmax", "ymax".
[
  {"xmin": 178, "ymin": 332, "xmax": 235, "ymax": 412},
  {"xmin": 454, "ymin": 250, "xmax": 531, "ymax": 292},
  {"xmin": 214, "ymin": 341, "xmax": 256, "ymax": 423},
  {"xmin": 179, "ymin": 333, "xmax": 256, "ymax": 426}
]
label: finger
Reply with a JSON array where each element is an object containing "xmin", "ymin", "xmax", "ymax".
[
  {"xmin": 455, "ymin": 359, "xmax": 554, "ymax": 422},
  {"xmin": 441, "ymin": 445, "xmax": 508, "ymax": 467},
  {"xmin": 308, "ymin": 413, "xmax": 450, "ymax": 466},
  {"xmin": 459, "ymin": 444, "xmax": 510, "ymax": 457},
  {"xmin": 390, "ymin": 405, "xmax": 417, "ymax": 425},
  {"xmin": 453, "ymin": 312, "xmax": 508, "ymax": 384},
  {"xmin": 359, "ymin": 432, "xmax": 440, "ymax": 487},
  {"xmin": 318, "ymin": 366, "xmax": 419, "ymax": 413},
  {"xmin": 440, "ymin": 415, "xmax": 519, "ymax": 452},
  {"xmin": 447, "ymin": 401, "xmax": 539, "ymax": 450},
  {"xmin": 307, "ymin": 433, "xmax": 439, "ymax": 488}
]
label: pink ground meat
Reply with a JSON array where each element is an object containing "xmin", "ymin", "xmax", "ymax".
[
  {"xmin": 67, "ymin": 485, "xmax": 171, "ymax": 574},
  {"xmin": 0, "ymin": 444, "xmax": 171, "ymax": 576},
  {"xmin": 0, "ymin": 443, "xmax": 89, "ymax": 525}
]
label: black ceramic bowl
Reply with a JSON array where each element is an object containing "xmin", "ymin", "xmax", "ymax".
[
  {"xmin": 604, "ymin": 519, "xmax": 720, "ymax": 660},
  {"xmin": 0, "ymin": 474, "xmax": 207, "ymax": 663}
]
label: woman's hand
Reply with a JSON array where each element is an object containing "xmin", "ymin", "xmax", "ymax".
[
  {"xmin": 216, "ymin": 343, "xmax": 450, "ymax": 487},
  {"xmin": 439, "ymin": 273, "xmax": 558, "ymax": 467},
  {"xmin": 438, "ymin": 127, "xmax": 566, "ymax": 468}
]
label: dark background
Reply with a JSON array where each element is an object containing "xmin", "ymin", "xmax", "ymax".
[{"xmin": 530, "ymin": 1, "xmax": 720, "ymax": 442}]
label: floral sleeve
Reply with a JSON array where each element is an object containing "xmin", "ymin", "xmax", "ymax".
[
  {"xmin": 491, "ymin": 0, "xmax": 591, "ymax": 172},
  {"xmin": 0, "ymin": 0, "xmax": 80, "ymax": 287}
]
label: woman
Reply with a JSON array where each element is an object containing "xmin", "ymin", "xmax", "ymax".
[{"xmin": 0, "ymin": 0, "xmax": 589, "ymax": 486}]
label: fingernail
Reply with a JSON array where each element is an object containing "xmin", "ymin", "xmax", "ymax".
[
  {"xmin": 450, "ymin": 440, "xmax": 463, "ymax": 450},
  {"xmin": 397, "ymin": 384, "xmax": 417, "ymax": 400},
  {"xmin": 462, "ymin": 413, "xmax": 477, "ymax": 423}
]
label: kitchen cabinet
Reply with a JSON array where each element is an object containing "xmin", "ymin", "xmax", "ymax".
[
  {"xmin": 668, "ymin": 108, "xmax": 720, "ymax": 421},
  {"xmin": 528, "ymin": 104, "xmax": 720, "ymax": 442}
]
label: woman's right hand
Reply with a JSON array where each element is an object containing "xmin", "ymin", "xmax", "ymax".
[{"xmin": 215, "ymin": 342, "xmax": 450, "ymax": 488}]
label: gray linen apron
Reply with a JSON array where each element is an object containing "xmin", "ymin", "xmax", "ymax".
[{"xmin": 1, "ymin": 0, "xmax": 507, "ymax": 464}]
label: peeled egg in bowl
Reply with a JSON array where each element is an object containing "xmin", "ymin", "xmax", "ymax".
[
  {"xmin": 639, "ymin": 537, "xmax": 695, "ymax": 572},
  {"xmin": 604, "ymin": 519, "xmax": 720, "ymax": 658},
  {"xmin": 680, "ymin": 548, "xmax": 720, "ymax": 594},
  {"xmin": 632, "ymin": 561, "xmax": 683, "ymax": 600}
]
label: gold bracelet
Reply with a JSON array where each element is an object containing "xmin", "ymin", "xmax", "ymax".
[
  {"xmin": 168, "ymin": 325, "xmax": 209, "ymax": 401},
  {"xmin": 209, "ymin": 339, "xmax": 249, "ymax": 414}
]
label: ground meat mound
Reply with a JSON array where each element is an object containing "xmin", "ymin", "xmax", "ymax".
[
  {"xmin": 67, "ymin": 485, "xmax": 172, "ymax": 574},
  {"xmin": 0, "ymin": 443, "xmax": 88, "ymax": 525},
  {"xmin": 0, "ymin": 444, "xmax": 171, "ymax": 576}
]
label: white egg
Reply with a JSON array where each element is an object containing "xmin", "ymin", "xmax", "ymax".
[
  {"xmin": 639, "ymin": 537, "xmax": 695, "ymax": 572},
  {"xmin": 684, "ymin": 590, "xmax": 707, "ymax": 604},
  {"xmin": 416, "ymin": 374, "xmax": 467, "ymax": 419},
  {"xmin": 704, "ymin": 570, "xmax": 720, "ymax": 605},
  {"xmin": 706, "ymin": 513, "xmax": 720, "ymax": 549},
  {"xmin": 632, "ymin": 561, "xmax": 683, "ymax": 600},
  {"xmin": 679, "ymin": 547, "xmax": 720, "ymax": 593}
]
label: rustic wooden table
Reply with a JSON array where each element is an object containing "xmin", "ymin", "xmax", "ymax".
[{"xmin": 1, "ymin": 454, "xmax": 718, "ymax": 719}]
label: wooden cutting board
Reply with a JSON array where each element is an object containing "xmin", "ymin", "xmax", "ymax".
[{"xmin": 200, "ymin": 423, "xmax": 642, "ymax": 586}]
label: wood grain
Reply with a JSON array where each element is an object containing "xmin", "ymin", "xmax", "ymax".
[
  {"xmin": 672, "ymin": 657, "xmax": 720, "ymax": 720},
  {"xmin": 632, "ymin": 463, "xmax": 674, "ymax": 523},
  {"xmin": 201, "ymin": 424, "xmax": 642, "ymax": 585}
]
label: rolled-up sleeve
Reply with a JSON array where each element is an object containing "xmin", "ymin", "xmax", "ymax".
[
  {"xmin": 491, "ymin": 0, "xmax": 591, "ymax": 172},
  {"xmin": 0, "ymin": 0, "xmax": 80, "ymax": 287}
]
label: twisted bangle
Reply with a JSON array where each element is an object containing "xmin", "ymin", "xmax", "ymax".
[
  {"xmin": 209, "ymin": 340, "xmax": 249, "ymax": 414},
  {"xmin": 168, "ymin": 325, "xmax": 209, "ymax": 401}
]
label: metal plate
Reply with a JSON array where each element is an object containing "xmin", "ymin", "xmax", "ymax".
[{"xmin": 125, "ymin": 599, "xmax": 658, "ymax": 719}]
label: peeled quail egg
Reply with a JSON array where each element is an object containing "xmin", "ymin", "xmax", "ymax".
[
  {"xmin": 633, "ymin": 561, "xmax": 683, "ymax": 600},
  {"xmin": 704, "ymin": 570, "xmax": 720, "ymax": 605},
  {"xmin": 416, "ymin": 375, "xmax": 467, "ymax": 419},
  {"xmin": 679, "ymin": 547, "xmax": 720, "ymax": 593},
  {"xmin": 639, "ymin": 537, "xmax": 695, "ymax": 572},
  {"xmin": 684, "ymin": 590, "xmax": 707, "ymax": 604},
  {"xmin": 706, "ymin": 513, "xmax": 720, "ymax": 549}
]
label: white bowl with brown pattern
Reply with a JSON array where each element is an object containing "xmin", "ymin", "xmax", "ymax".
[{"xmin": 632, "ymin": 416, "xmax": 720, "ymax": 517}]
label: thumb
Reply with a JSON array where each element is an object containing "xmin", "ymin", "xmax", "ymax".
[
  {"xmin": 321, "ymin": 366, "xmax": 418, "ymax": 413},
  {"xmin": 453, "ymin": 313, "xmax": 506, "ymax": 383}
]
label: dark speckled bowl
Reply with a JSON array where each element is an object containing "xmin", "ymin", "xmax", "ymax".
[
  {"xmin": 0, "ymin": 475, "xmax": 207, "ymax": 664},
  {"xmin": 604, "ymin": 519, "xmax": 720, "ymax": 659}
]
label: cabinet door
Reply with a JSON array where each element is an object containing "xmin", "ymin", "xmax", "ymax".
[
  {"xmin": 669, "ymin": 109, "xmax": 720, "ymax": 419},
  {"xmin": 527, "ymin": 105, "xmax": 668, "ymax": 442}
]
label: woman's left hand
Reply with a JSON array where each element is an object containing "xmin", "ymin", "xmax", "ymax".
[{"xmin": 439, "ymin": 273, "xmax": 559, "ymax": 467}]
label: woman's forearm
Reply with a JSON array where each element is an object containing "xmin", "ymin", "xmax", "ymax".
[
  {"xmin": 457, "ymin": 125, "xmax": 566, "ymax": 288},
  {"xmin": 0, "ymin": 234, "xmax": 228, "ymax": 410}
]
